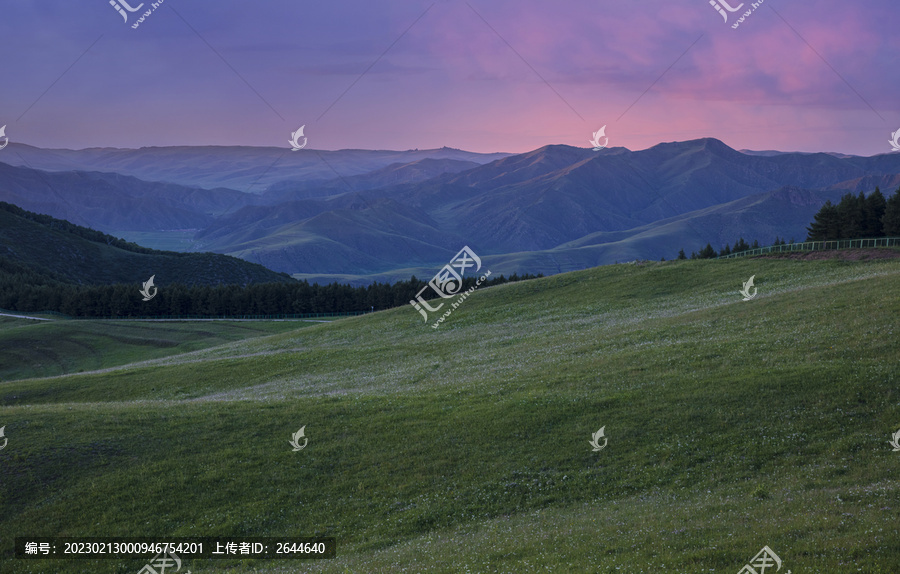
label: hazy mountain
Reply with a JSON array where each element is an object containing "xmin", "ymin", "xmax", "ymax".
[
  {"xmin": 197, "ymin": 196, "xmax": 465, "ymax": 275},
  {"xmin": 0, "ymin": 162, "xmax": 254, "ymax": 232},
  {"xmin": 289, "ymin": 185, "xmax": 853, "ymax": 285},
  {"xmin": 537, "ymin": 185, "xmax": 849, "ymax": 263},
  {"xmin": 261, "ymin": 157, "xmax": 482, "ymax": 203},
  {"xmin": 739, "ymin": 149, "xmax": 858, "ymax": 159},
  {"xmin": 5, "ymin": 138, "xmax": 900, "ymax": 282},
  {"xmin": 0, "ymin": 202, "xmax": 291, "ymax": 286},
  {"xmin": 343, "ymin": 138, "xmax": 898, "ymax": 253},
  {"xmin": 1, "ymin": 143, "xmax": 509, "ymax": 191},
  {"xmin": 181, "ymin": 138, "xmax": 900, "ymax": 277},
  {"xmin": 823, "ymin": 173, "xmax": 900, "ymax": 193}
]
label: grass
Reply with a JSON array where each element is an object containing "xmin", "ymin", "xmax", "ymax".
[
  {"xmin": 0, "ymin": 319, "xmax": 313, "ymax": 383},
  {"xmin": 0, "ymin": 257, "xmax": 898, "ymax": 573}
]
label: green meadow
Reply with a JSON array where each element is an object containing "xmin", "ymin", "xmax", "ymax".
[
  {"xmin": 0, "ymin": 319, "xmax": 314, "ymax": 383},
  {"xmin": 1, "ymin": 256, "xmax": 898, "ymax": 573}
]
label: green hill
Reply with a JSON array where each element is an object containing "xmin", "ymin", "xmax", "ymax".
[
  {"xmin": 0, "ymin": 316, "xmax": 316, "ymax": 382},
  {"xmin": 0, "ymin": 202, "xmax": 292, "ymax": 286},
  {"xmin": 1, "ymin": 256, "xmax": 898, "ymax": 572}
]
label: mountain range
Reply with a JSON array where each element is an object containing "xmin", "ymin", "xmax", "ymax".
[
  {"xmin": 2, "ymin": 143, "xmax": 507, "ymax": 192},
  {"xmin": 2, "ymin": 138, "xmax": 899, "ymax": 284}
]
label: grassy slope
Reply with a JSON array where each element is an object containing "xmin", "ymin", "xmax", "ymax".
[
  {"xmin": 1, "ymin": 258, "xmax": 898, "ymax": 573},
  {"xmin": 0, "ymin": 319, "xmax": 313, "ymax": 383},
  {"xmin": 0, "ymin": 206, "xmax": 292, "ymax": 285}
]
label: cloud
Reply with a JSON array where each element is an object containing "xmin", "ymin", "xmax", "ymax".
[{"xmin": 0, "ymin": 0, "xmax": 895, "ymax": 154}]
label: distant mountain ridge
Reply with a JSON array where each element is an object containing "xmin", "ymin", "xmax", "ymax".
[
  {"xmin": 261, "ymin": 157, "xmax": 483, "ymax": 203},
  {"xmin": 0, "ymin": 162, "xmax": 252, "ymax": 231},
  {"xmin": 1, "ymin": 143, "xmax": 509, "ymax": 191},
  {"xmin": 739, "ymin": 149, "xmax": 857, "ymax": 159},
  {"xmin": 3, "ymin": 138, "xmax": 900, "ymax": 283}
]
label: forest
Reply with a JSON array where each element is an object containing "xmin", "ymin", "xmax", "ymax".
[{"xmin": 0, "ymin": 267, "xmax": 541, "ymax": 318}]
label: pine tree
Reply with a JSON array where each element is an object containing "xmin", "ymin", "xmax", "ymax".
[
  {"xmin": 699, "ymin": 243, "xmax": 717, "ymax": 259},
  {"xmin": 677, "ymin": 249, "xmax": 687, "ymax": 260},
  {"xmin": 806, "ymin": 200, "xmax": 840, "ymax": 240},
  {"xmin": 836, "ymin": 192, "xmax": 865, "ymax": 238},
  {"xmin": 883, "ymin": 186, "xmax": 900, "ymax": 236},
  {"xmin": 864, "ymin": 187, "xmax": 887, "ymax": 237}
]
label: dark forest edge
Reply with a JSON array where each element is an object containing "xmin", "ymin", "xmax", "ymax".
[
  {"xmin": 0, "ymin": 200, "xmax": 543, "ymax": 317},
  {"xmin": 0, "ymin": 261, "xmax": 541, "ymax": 318}
]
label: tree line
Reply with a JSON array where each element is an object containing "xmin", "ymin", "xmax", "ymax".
[
  {"xmin": 676, "ymin": 185, "xmax": 900, "ymax": 259},
  {"xmin": 0, "ymin": 269, "xmax": 542, "ymax": 318},
  {"xmin": 805, "ymin": 186, "xmax": 900, "ymax": 241}
]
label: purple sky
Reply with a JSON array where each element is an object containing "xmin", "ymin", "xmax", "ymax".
[{"xmin": 1, "ymin": 1, "xmax": 898, "ymax": 155}]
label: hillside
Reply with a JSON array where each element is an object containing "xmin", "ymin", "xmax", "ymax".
[
  {"xmin": 472, "ymin": 185, "xmax": 854, "ymax": 277},
  {"xmin": 6, "ymin": 140, "xmax": 900, "ymax": 281},
  {"xmin": 7, "ymin": 142, "xmax": 900, "ymax": 284},
  {"xmin": 229, "ymin": 185, "xmax": 877, "ymax": 285},
  {"xmin": 261, "ymin": 157, "xmax": 483, "ymax": 203},
  {"xmin": 0, "ymin": 161, "xmax": 255, "ymax": 231},
  {"xmin": 198, "ymin": 139, "xmax": 900, "ymax": 278},
  {"xmin": 0, "ymin": 317, "xmax": 312, "ymax": 382},
  {"xmin": 1, "ymin": 256, "xmax": 898, "ymax": 572},
  {"xmin": 0, "ymin": 202, "xmax": 292, "ymax": 286}
]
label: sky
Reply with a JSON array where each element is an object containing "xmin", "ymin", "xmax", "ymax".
[{"xmin": 0, "ymin": 0, "xmax": 898, "ymax": 155}]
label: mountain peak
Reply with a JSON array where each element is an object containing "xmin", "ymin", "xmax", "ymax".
[{"xmin": 641, "ymin": 137, "xmax": 739, "ymax": 159}]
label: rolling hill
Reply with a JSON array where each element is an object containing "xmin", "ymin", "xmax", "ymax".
[
  {"xmin": 0, "ymin": 161, "xmax": 254, "ymax": 231},
  {"xmin": 1, "ymin": 254, "xmax": 898, "ymax": 572},
  {"xmin": 0, "ymin": 316, "xmax": 311, "ymax": 382},
  {"xmin": 5, "ymin": 138, "xmax": 900, "ymax": 283},
  {"xmin": 0, "ymin": 202, "xmax": 292, "ymax": 286},
  {"xmin": 200, "ymin": 139, "xmax": 900, "ymax": 281},
  {"xmin": 470, "ymin": 185, "xmax": 854, "ymax": 277},
  {"xmin": 260, "ymin": 157, "xmax": 483, "ymax": 203}
]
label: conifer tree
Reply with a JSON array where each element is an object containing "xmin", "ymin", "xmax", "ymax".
[
  {"xmin": 883, "ymin": 186, "xmax": 900, "ymax": 236},
  {"xmin": 699, "ymin": 243, "xmax": 717, "ymax": 259},
  {"xmin": 806, "ymin": 200, "xmax": 840, "ymax": 240},
  {"xmin": 863, "ymin": 187, "xmax": 886, "ymax": 237},
  {"xmin": 838, "ymin": 192, "xmax": 866, "ymax": 238}
]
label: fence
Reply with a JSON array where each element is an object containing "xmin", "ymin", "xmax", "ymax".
[
  {"xmin": 717, "ymin": 237, "xmax": 900, "ymax": 259},
  {"xmin": 0, "ymin": 309, "xmax": 369, "ymax": 321}
]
